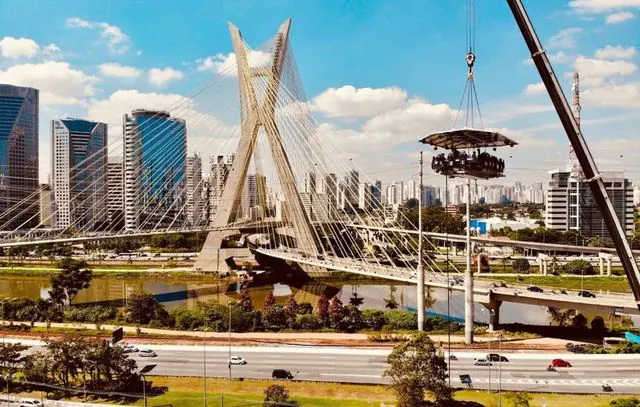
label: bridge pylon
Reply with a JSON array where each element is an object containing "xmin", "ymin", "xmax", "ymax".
[{"xmin": 195, "ymin": 19, "xmax": 319, "ymax": 272}]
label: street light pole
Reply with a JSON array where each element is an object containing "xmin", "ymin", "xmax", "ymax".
[
  {"xmin": 417, "ymin": 151, "xmax": 425, "ymax": 331},
  {"xmin": 498, "ymin": 334, "xmax": 503, "ymax": 407},
  {"xmin": 203, "ymin": 326, "xmax": 207, "ymax": 407},
  {"xmin": 228, "ymin": 300, "xmax": 232, "ymax": 381},
  {"xmin": 142, "ymin": 375, "xmax": 147, "ymax": 407}
]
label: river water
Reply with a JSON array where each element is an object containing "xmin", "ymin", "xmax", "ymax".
[{"xmin": 0, "ymin": 276, "xmax": 552, "ymax": 326}]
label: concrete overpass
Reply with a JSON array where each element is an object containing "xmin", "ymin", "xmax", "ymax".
[{"xmin": 256, "ymin": 247, "xmax": 640, "ymax": 330}]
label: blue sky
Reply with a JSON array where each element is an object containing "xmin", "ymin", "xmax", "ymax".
[{"xmin": 0, "ymin": 0, "xmax": 638, "ymax": 186}]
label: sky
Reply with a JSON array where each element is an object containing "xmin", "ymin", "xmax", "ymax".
[{"xmin": 0, "ymin": 0, "xmax": 639, "ymax": 188}]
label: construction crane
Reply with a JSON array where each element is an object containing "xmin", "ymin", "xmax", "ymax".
[{"xmin": 506, "ymin": 0, "xmax": 640, "ymax": 310}]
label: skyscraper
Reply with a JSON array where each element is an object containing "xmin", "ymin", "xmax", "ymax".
[
  {"xmin": 244, "ymin": 173, "xmax": 267, "ymax": 220},
  {"xmin": 123, "ymin": 110, "xmax": 187, "ymax": 231},
  {"xmin": 186, "ymin": 154, "xmax": 203, "ymax": 227},
  {"xmin": 209, "ymin": 154, "xmax": 234, "ymax": 225},
  {"xmin": 546, "ymin": 170, "xmax": 634, "ymax": 238},
  {"xmin": 106, "ymin": 159, "xmax": 124, "ymax": 230},
  {"xmin": 0, "ymin": 85, "xmax": 39, "ymax": 230},
  {"xmin": 51, "ymin": 118, "xmax": 108, "ymax": 230}
]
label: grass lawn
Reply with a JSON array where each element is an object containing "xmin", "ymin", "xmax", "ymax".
[
  {"xmin": 480, "ymin": 275, "xmax": 632, "ymax": 293},
  {"xmin": 125, "ymin": 377, "xmax": 622, "ymax": 407}
]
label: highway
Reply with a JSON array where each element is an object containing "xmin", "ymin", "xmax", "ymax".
[{"xmin": 12, "ymin": 339, "xmax": 639, "ymax": 395}]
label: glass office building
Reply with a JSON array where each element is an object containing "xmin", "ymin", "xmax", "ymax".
[
  {"xmin": 123, "ymin": 110, "xmax": 186, "ymax": 230},
  {"xmin": 51, "ymin": 118, "xmax": 108, "ymax": 230},
  {"xmin": 0, "ymin": 84, "xmax": 39, "ymax": 230}
]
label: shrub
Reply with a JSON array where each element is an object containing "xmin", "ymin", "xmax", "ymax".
[
  {"xmin": 591, "ymin": 316, "xmax": 606, "ymax": 334},
  {"xmin": 512, "ymin": 258, "xmax": 531, "ymax": 274},
  {"xmin": 563, "ymin": 259, "xmax": 596, "ymax": 275},
  {"xmin": 383, "ymin": 310, "xmax": 417, "ymax": 330},
  {"xmin": 361, "ymin": 309, "xmax": 386, "ymax": 331},
  {"xmin": 64, "ymin": 306, "xmax": 117, "ymax": 323},
  {"xmin": 297, "ymin": 302, "xmax": 313, "ymax": 315},
  {"xmin": 298, "ymin": 314, "xmax": 321, "ymax": 330},
  {"xmin": 169, "ymin": 307, "xmax": 205, "ymax": 331},
  {"xmin": 610, "ymin": 397, "xmax": 640, "ymax": 407}
]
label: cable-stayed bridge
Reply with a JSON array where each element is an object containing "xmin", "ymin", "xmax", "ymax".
[{"xmin": 1, "ymin": 18, "xmax": 639, "ymax": 341}]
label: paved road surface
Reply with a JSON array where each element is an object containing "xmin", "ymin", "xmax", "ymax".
[{"xmin": 12, "ymin": 339, "xmax": 640, "ymax": 395}]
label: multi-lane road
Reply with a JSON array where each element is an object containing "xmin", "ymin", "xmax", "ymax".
[{"xmin": 9, "ymin": 339, "xmax": 640, "ymax": 394}]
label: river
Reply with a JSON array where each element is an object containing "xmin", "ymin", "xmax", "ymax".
[{"xmin": 0, "ymin": 275, "xmax": 553, "ymax": 326}]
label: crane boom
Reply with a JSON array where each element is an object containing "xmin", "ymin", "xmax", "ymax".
[{"xmin": 506, "ymin": 0, "xmax": 640, "ymax": 310}]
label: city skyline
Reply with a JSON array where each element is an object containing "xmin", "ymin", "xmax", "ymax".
[{"xmin": 0, "ymin": 1, "xmax": 637, "ymax": 186}]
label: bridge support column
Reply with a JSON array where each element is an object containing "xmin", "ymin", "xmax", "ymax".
[
  {"xmin": 538, "ymin": 257, "xmax": 543, "ymax": 274},
  {"xmin": 607, "ymin": 257, "xmax": 612, "ymax": 276},
  {"xmin": 483, "ymin": 299, "xmax": 502, "ymax": 332},
  {"xmin": 600, "ymin": 257, "xmax": 605, "ymax": 275},
  {"xmin": 477, "ymin": 253, "xmax": 483, "ymax": 274}
]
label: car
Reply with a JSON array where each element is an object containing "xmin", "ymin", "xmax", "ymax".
[
  {"xmin": 122, "ymin": 344, "xmax": 139, "ymax": 353},
  {"xmin": 139, "ymin": 349, "xmax": 157, "ymax": 357},
  {"xmin": 578, "ymin": 290, "xmax": 596, "ymax": 298},
  {"xmin": 527, "ymin": 285, "xmax": 544, "ymax": 293},
  {"xmin": 473, "ymin": 358, "xmax": 492, "ymax": 366},
  {"xmin": 19, "ymin": 400, "xmax": 43, "ymax": 407},
  {"xmin": 272, "ymin": 369, "xmax": 294, "ymax": 379},
  {"xmin": 486, "ymin": 353, "xmax": 509, "ymax": 362},
  {"xmin": 229, "ymin": 355, "xmax": 247, "ymax": 365},
  {"xmin": 560, "ymin": 289, "xmax": 568, "ymax": 295},
  {"xmin": 551, "ymin": 358, "xmax": 572, "ymax": 368}
]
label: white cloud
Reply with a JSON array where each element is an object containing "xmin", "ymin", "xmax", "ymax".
[
  {"xmin": 65, "ymin": 17, "xmax": 130, "ymax": 54},
  {"xmin": 87, "ymin": 89, "xmax": 239, "ymax": 152},
  {"xmin": 196, "ymin": 50, "xmax": 271, "ymax": 76},
  {"xmin": 98, "ymin": 63, "xmax": 142, "ymax": 79},
  {"xmin": 148, "ymin": 67, "xmax": 184, "ymax": 87},
  {"xmin": 523, "ymin": 82, "xmax": 546, "ymax": 96},
  {"xmin": 0, "ymin": 61, "xmax": 97, "ymax": 106},
  {"xmin": 595, "ymin": 45, "xmax": 637, "ymax": 60},
  {"xmin": 98, "ymin": 22, "xmax": 129, "ymax": 54},
  {"xmin": 569, "ymin": 0, "xmax": 640, "ymax": 13},
  {"xmin": 606, "ymin": 11, "xmax": 635, "ymax": 23},
  {"xmin": 65, "ymin": 17, "xmax": 92, "ymax": 28},
  {"xmin": 574, "ymin": 56, "xmax": 637, "ymax": 86},
  {"xmin": 42, "ymin": 43, "xmax": 63, "ymax": 60},
  {"xmin": 312, "ymin": 86, "xmax": 409, "ymax": 118},
  {"xmin": 582, "ymin": 82, "xmax": 640, "ymax": 108},
  {"xmin": 363, "ymin": 100, "xmax": 456, "ymax": 138},
  {"xmin": 547, "ymin": 28, "xmax": 582, "ymax": 49},
  {"xmin": 0, "ymin": 36, "xmax": 40, "ymax": 59}
]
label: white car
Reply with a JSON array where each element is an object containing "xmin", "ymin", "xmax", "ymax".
[
  {"xmin": 228, "ymin": 355, "xmax": 247, "ymax": 365},
  {"xmin": 474, "ymin": 358, "xmax": 492, "ymax": 366},
  {"xmin": 20, "ymin": 400, "xmax": 43, "ymax": 407},
  {"xmin": 123, "ymin": 344, "xmax": 139, "ymax": 353},
  {"xmin": 139, "ymin": 349, "xmax": 157, "ymax": 357}
]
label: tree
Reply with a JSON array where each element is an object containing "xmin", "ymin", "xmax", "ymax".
[
  {"xmin": 507, "ymin": 392, "xmax": 532, "ymax": 407},
  {"xmin": 592, "ymin": 316, "xmax": 606, "ymax": 334},
  {"xmin": 328, "ymin": 296, "xmax": 345, "ymax": 328},
  {"xmin": 384, "ymin": 286, "xmax": 399, "ymax": 309},
  {"xmin": 547, "ymin": 307, "xmax": 576, "ymax": 327},
  {"xmin": 284, "ymin": 295, "xmax": 298, "ymax": 326},
  {"xmin": 316, "ymin": 295, "xmax": 330, "ymax": 326},
  {"xmin": 263, "ymin": 384, "xmax": 291, "ymax": 406},
  {"xmin": 239, "ymin": 288, "xmax": 254, "ymax": 312},
  {"xmin": 572, "ymin": 313, "xmax": 588, "ymax": 329},
  {"xmin": 512, "ymin": 258, "xmax": 530, "ymax": 274},
  {"xmin": 296, "ymin": 302, "xmax": 313, "ymax": 315},
  {"xmin": 125, "ymin": 291, "xmax": 169, "ymax": 325},
  {"xmin": 0, "ymin": 342, "xmax": 29, "ymax": 393},
  {"xmin": 49, "ymin": 257, "xmax": 93, "ymax": 307},
  {"xmin": 264, "ymin": 290, "xmax": 276, "ymax": 311},
  {"xmin": 384, "ymin": 332, "xmax": 451, "ymax": 407},
  {"xmin": 563, "ymin": 259, "xmax": 595, "ymax": 276}
]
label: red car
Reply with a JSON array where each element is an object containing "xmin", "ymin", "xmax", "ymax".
[{"xmin": 551, "ymin": 359, "xmax": 572, "ymax": 368}]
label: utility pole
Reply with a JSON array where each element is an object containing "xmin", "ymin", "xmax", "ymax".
[
  {"xmin": 417, "ymin": 151, "xmax": 425, "ymax": 331},
  {"xmin": 465, "ymin": 178, "xmax": 474, "ymax": 344}
]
